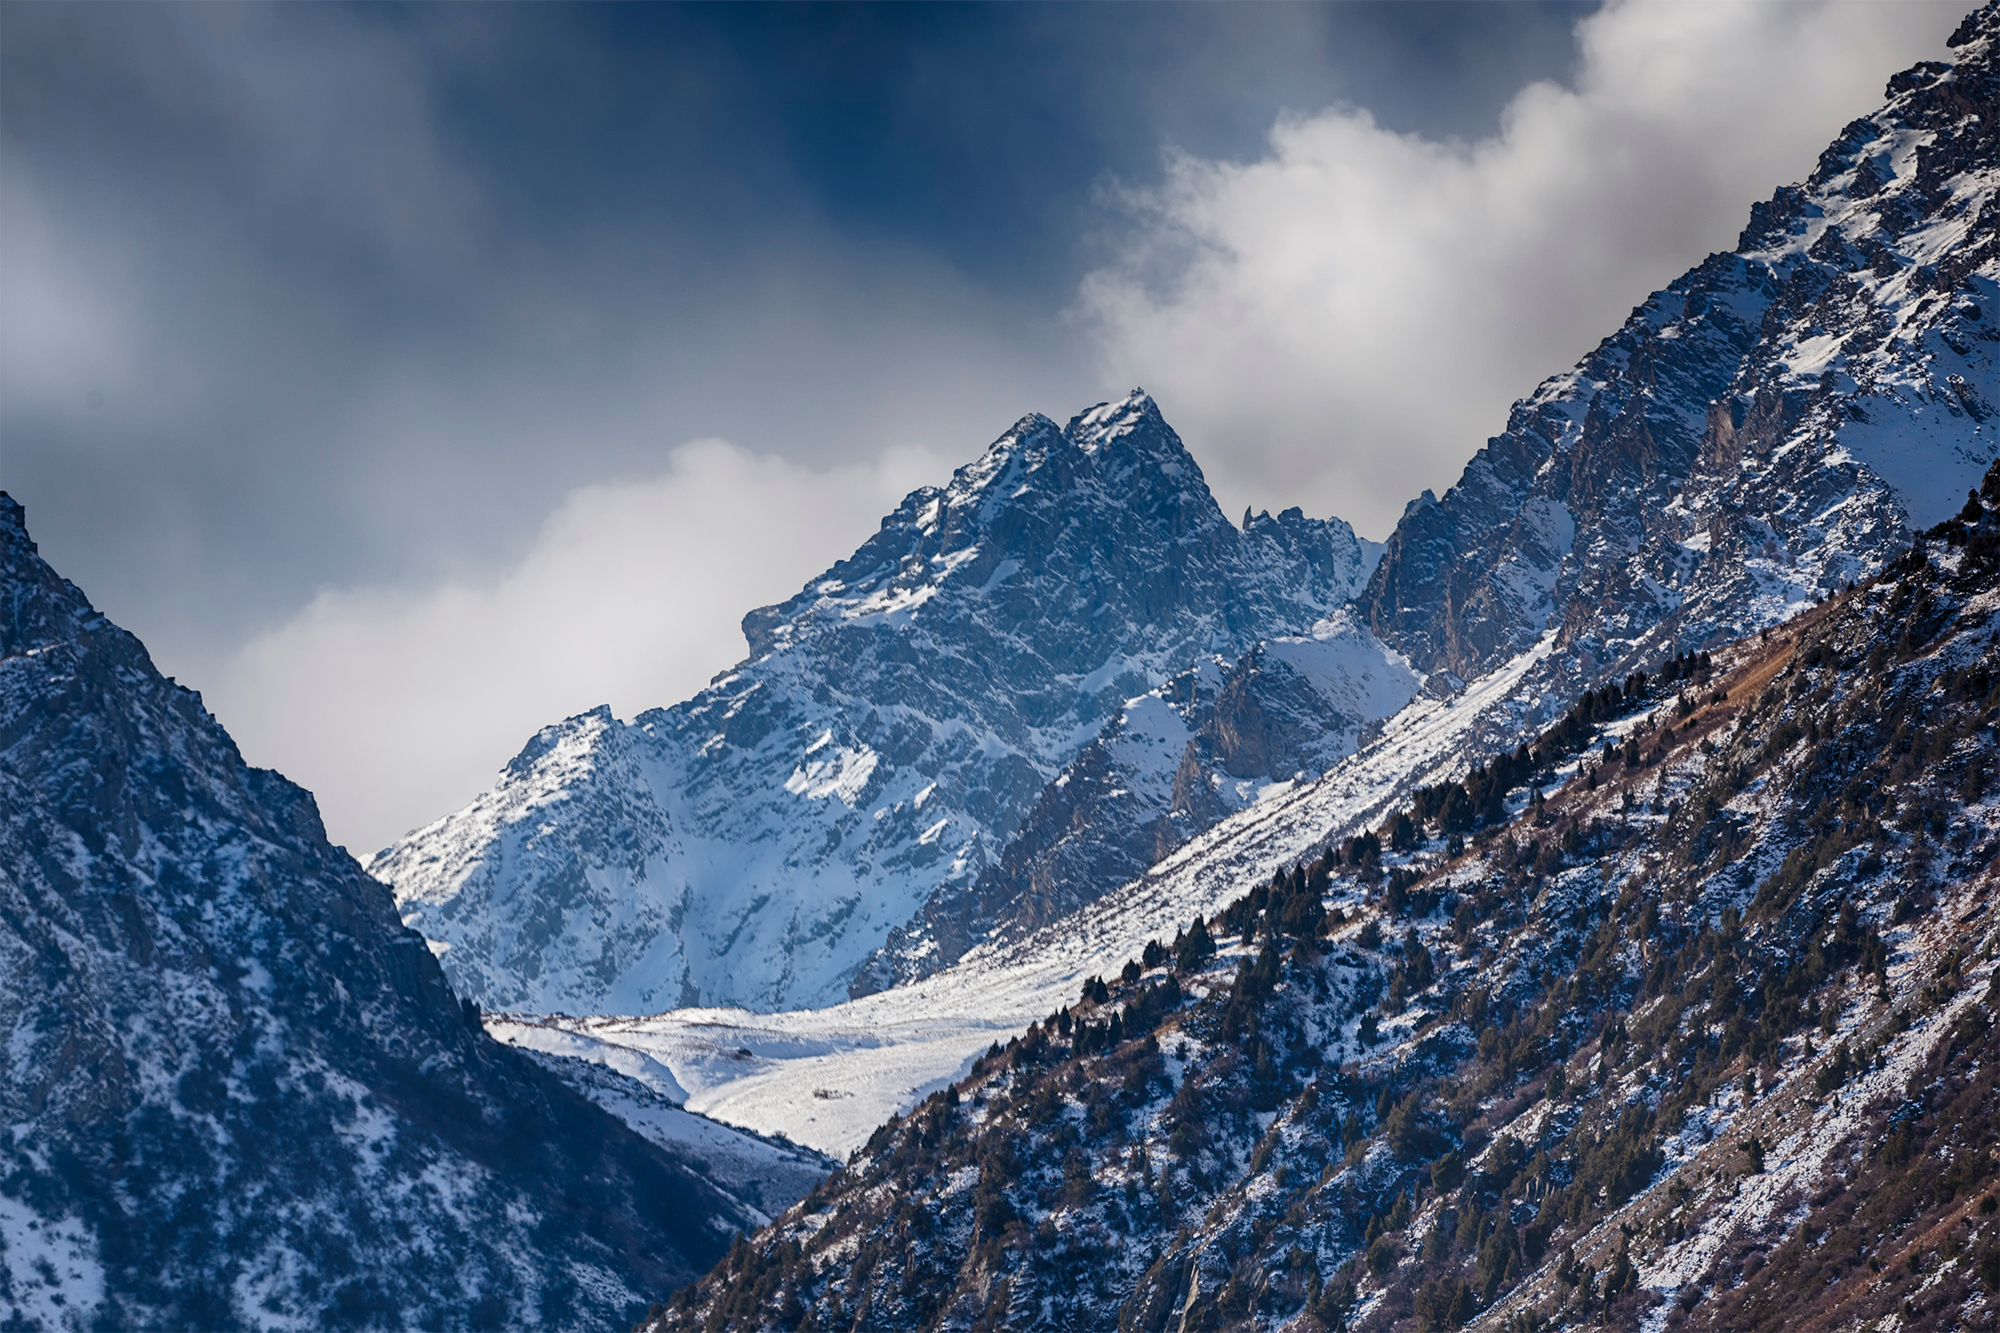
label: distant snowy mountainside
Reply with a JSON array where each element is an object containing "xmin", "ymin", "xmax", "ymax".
[
  {"xmin": 490, "ymin": 623, "xmax": 1545, "ymax": 1158},
  {"xmin": 861, "ymin": 609, "xmax": 1418, "ymax": 994},
  {"xmin": 846, "ymin": 653, "xmax": 1234, "ymax": 999},
  {"xmin": 375, "ymin": 392, "xmax": 1379, "ymax": 1015}
]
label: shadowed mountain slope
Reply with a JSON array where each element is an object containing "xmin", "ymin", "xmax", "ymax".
[{"xmin": 0, "ymin": 494, "xmax": 767, "ymax": 1330}]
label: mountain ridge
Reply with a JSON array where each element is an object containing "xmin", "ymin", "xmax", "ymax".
[
  {"xmin": 464, "ymin": 9, "xmax": 2000, "ymax": 1282},
  {"xmin": 375, "ymin": 390, "xmax": 1380, "ymax": 1016},
  {"xmin": 844, "ymin": 48, "xmax": 2000, "ymax": 1007}
]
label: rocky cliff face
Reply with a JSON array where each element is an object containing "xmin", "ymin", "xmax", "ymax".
[
  {"xmin": 373, "ymin": 392, "xmax": 1378, "ymax": 1016},
  {"xmin": 1360, "ymin": 21, "xmax": 2000, "ymax": 712},
  {"xmin": 1171, "ymin": 612, "xmax": 1423, "ymax": 823},
  {"xmin": 853, "ymin": 657, "xmax": 1231, "ymax": 996},
  {"xmin": 0, "ymin": 495, "xmax": 763, "ymax": 1330}
]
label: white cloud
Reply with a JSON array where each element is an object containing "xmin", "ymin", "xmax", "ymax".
[
  {"xmin": 209, "ymin": 439, "xmax": 948, "ymax": 853},
  {"xmin": 1082, "ymin": 0, "xmax": 1962, "ymax": 538}
]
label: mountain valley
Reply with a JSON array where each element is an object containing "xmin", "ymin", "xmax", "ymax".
[{"xmin": 374, "ymin": 395, "xmax": 1383, "ymax": 1017}]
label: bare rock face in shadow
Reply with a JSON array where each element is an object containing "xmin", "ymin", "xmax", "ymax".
[{"xmin": 0, "ymin": 494, "xmax": 770, "ymax": 1330}]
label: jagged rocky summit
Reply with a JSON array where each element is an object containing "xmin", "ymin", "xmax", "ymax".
[
  {"xmin": 374, "ymin": 391, "xmax": 1382, "ymax": 1015},
  {"xmin": 0, "ymin": 494, "xmax": 775, "ymax": 1330}
]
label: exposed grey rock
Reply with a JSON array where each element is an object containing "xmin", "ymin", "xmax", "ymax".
[
  {"xmin": 1358, "ymin": 26, "xmax": 2000, "ymax": 730},
  {"xmin": 863, "ymin": 608, "xmax": 1422, "ymax": 993}
]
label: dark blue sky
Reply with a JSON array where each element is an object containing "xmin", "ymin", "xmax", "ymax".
[{"xmin": 414, "ymin": 3, "xmax": 1590, "ymax": 292}]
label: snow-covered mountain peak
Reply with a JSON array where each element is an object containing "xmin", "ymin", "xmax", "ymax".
[
  {"xmin": 504, "ymin": 703, "xmax": 617, "ymax": 779},
  {"xmin": 937, "ymin": 409, "xmax": 1058, "ymax": 492},
  {"xmin": 1063, "ymin": 387, "xmax": 1171, "ymax": 454},
  {"xmin": 738, "ymin": 397, "xmax": 1221, "ymax": 666},
  {"xmin": 378, "ymin": 397, "xmax": 1380, "ymax": 1015}
]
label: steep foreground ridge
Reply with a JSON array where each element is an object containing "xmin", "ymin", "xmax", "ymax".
[
  {"xmin": 0, "ymin": 495, "xmax": 798, "ymax": 1330},
  {"xmin": 647, "ymin": 460, "xmax": 2000, "ymax": 1333}
]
